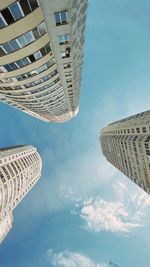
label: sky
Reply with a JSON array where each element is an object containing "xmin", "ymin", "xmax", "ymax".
[{"xmin": 1, "ymin": 0, "xmax": 150, "ymax": 266}]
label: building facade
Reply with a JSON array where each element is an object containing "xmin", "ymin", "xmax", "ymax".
[
  {"xmin": 0, "ymin": 145, "xmax": 42, "ymax": 243},
  {"xmin": 100, "ymin": 110, "xmax": 150, "ymax": 195},
  {"xmin": 0, "ymin": 0, "xmax": 88, "ymax": 122}
]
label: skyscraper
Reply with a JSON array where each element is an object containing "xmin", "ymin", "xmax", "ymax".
[
  {"xmin": 0, "ymin": 0, "xmax": 88, "ymax": 122},
  {"xmin": 0, "ymin": 145, "xmax": 42, "ymax": 243},
  {"xmin": 100, "ymin": 110, "xmax": 150, "ymax": 195}
]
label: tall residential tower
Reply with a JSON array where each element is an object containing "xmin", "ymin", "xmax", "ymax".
[
  {"xmin": 0, "ymin": 0, "xmax": 88, "ymax": 122},
  {"xmin": 0, "ymin": 145, "xmax": 42, "ymax": 243},
  {"xmin": 100, "ymin": 110, "xmax": 150, "ymax": 195}
]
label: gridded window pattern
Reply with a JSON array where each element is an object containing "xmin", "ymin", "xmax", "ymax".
[
  {"xmin": 0, "ymin": 0, "xmax": 39, "ymax": 29},
  {"xmin": 2, "ymin": 43, "xmax": 51, "ymax": 72},
  {"xmin": 61, "ymin": 47, "xmax": 70, "ymax": 58},
  {"xmin": 58, "ymin": 34, "xmax": 69, "ymax": 45},
  {"xmin": 0, "ymin": 21, "xmax": 47, "ymax": 56},
  {"xmin": 1, "ymin": 59, "xmax": 56, "ymax": 83},
  {"xmin": 54, "ymin": 11, "xmax": 68, "ymax": 26}
]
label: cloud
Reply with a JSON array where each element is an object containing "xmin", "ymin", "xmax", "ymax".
[
  {"xmin": 80, "ymin": 197, "xmax": 141, "ymax": 234},
  {"xmin": 47, "ymin": 249, "xmax": 108, "ymax": 267},
  {"xmin": 73, "ymin": 181, "xmax": 150, "ymax": 235}
]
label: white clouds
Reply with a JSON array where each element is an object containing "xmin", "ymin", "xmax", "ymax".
[
  {"xmin": 76, "ymin": 181, "xmax": 150, "ymax": 235},
  {"xmin": 80, "ymin": 197, "xmax": 141, "ymax": 234},
  {"xmin": 47, "ymin": 249, "xmax": 108, "ymax": 267}
]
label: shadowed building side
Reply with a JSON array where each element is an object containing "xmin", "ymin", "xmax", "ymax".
[
  {"xmin": 100, "ymin": 110, "xmax": 150, "ymax": 195},
  {"xmin": 0, "ymin": 145, "xmax": 42, "ymax": 243}
]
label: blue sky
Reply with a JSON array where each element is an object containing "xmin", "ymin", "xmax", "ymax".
[{"xmin": 1, "ymin": 0, "xmax": 150, "ymax": 266}]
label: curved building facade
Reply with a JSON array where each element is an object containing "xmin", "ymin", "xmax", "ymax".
[
  {"xmin": 0, "ymin": 0, "xmax": 88, "ymax": 122},
  {"xmin": 0, "ymin": 145, "xmax": 42, "ymax": 243},
  {"xmin": 100, "ymin": 110, "xmax": 150, "ymax": 195}
]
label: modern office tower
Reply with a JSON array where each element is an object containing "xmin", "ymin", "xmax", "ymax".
[
  {"xmin": 0, "ymin": 145, "xmax": 42, "ymax": 243},
  {"xmin": 100, "ymin": 110, "xmax": 150, "ymax": 195},
  {"xmin": 0, "ymin": 0, "xmax": 88, "ymax": 122}
]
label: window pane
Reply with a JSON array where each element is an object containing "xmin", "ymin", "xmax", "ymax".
[
  {"xmin": 1, "ymin": 8, "xmax": 14, "ymax": 24},
  {"xmin": 9, "ymin": 62, "xmax": 18, "ymax": 70},
  {"xmin": 2, "ymin": 43, "xmax": 14, "ymax": 53},
  {"xmin": 9, "ymin": 3, "xmax": 23, "ymax": 20},
  {"xmin": 40, "ymin": 47, "xmax": 46, "ymax": 57},
  {"xmin": 0, "ymin": 47, "xmax": 6, "ymax": 56},
  {"xmin": 38, "ymin": 22, "xmax": 46, "ymax": 36},
  {"xmin": 54, "ymin": 13, "xmax": 60, "ymax": 24},
  {"xmin": 32, "ymin": 27, "xmax": 40, "ymax": 39},
  {"xmin": 61, "ymin": 11, "xmax": 67, "ymax": 22},
  {"xmin": 22, "ymin": 57, "xmax": 30, "ymax": 65},
  {"xmin": 16, "ymin": 59, "xmax": 24, "ymax": 67},
  {"xmin": 34, "ymin": 51, "xmax": 41, "ymax": 60},
  {"xmin": 29, "ymin": 54, "xmax": 36, "ymax": 63},
  {"xmin": 0, "ymin": 16, "xmax": 7, "ymax": 29},
  {"xmin": 18, "ymin": 35, "xmax": 27, "ymax": 47},
  {"xmin": 19, "ymin": 0, "xmax": 31, "ymax": 15},
  {"xmin": 24, "ymin": 31, "xmax": 35, "ymax": 44},
  {"xmin": 9, "ymin": 39, "xmax": 20, "ymax": 51},
  {"xmin": 28, "ymin": 0, "xmax": 38, "ymax": 10},
  {"xmin": 45, "ymin": 43, "xmax": 51, "ymax": 53}
]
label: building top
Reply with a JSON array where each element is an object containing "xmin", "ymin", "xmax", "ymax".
[{"xmin": 0, "ymin": 0, "xmax": 88, "ymax": 123}]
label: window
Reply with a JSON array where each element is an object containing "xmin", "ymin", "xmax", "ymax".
[
  {"xmin": 0, "ymin": 15, "xmax": 7, "ymax": 29},
  {"xmin": 64, "ymin": 63, "xmax": 71, "ymax": 69},
  {"xmin": 18, "ymin": 35, "xmax": 28, "ymax": 47},
  {"xmin": 3, "ymin": 43, "xmax": 51, "ymax": 72},
  {"xmin": 19, "ymin": 0, "xmax": 31, "ymax": 15},
  {"xmin": 142, "ymin": 127, "xmax": 147, "ymax": 133},
  {"xmin": 9, "ymin": 2, "xmax": 23, "ymax": 20},
  {"xmin": 58, "ymin": 34, "xmax": 69, "ymax": 45},
  {"xmin": 2, "ymin": 43, "xmax": 14, "ymax": 53},
  {"xmin": 38, "ymin": 22, "xmax": 46, "ymax": 35},
  {"xmin": 61, "ymin": 47, "xmax": 70, "ymax": 58},
  {"xmin": 136, "ymin": 128, "xmax": 140, "ymax": 133},
  {"xmin": 0, "ymin": 21, "xmax": 46, "ymax": 57},
  {"xmin": 1, "ymin": 8, "xmax": 15, "ymax": 24},
  {"xmin": 24, "ymin": 31, "xmax": 35, "ymax": 44},
  {"xmin": 0, "ymin": 47, "xmax": 6, "ymax": 56},
  {"xmin": 55, "ymin": 11, "xmax": 68, "ymax": 26},
  {"xmin": 9, "ymin": 39, "xmax": 20, "ymax": 50}
]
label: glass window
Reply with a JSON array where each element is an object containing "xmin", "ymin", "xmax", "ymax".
[
  {"xmin": 0, "ymin": 47, "xmax": 6, "ymax": 56},
  {"xmin": 9, "ymin": 62, "xmax": 18, "ymax": 70},
  {"xmin": 34, "ymin": 50, "xmax": 41, "ymax": 60},
  {"xmin": 9, "ymin": 2, "xmax": 23, "ymax": 20},
  {"xmin": 24, "ymin": 31, "xmax": 35, "ymax": 44},
  {"xmin": 4, "ymin": 64, "xmax": 13, "ymax": 72},
  {"xmin": 55, "ymin": 11, "xmax": 68, "ymax": 26},
  {"xmin": 33, "ymin": 27, "xmax": 40, "ymax": 39},
  {"xmin": 38, "ymin": 22, "xmax": 46, "ymax": 35},
  {"xmin": 2, "ymin": 43, "xmax": 14, "ymax": 53},
  {"xmin": 16, "ymin": 59, "xmax": 24, "ymax": 68},
  {"xmin": 9, "ymin": 39, "xmax": 20, "ymax": 51},
  {"xmin": 58, "ymin": 34, "xmax": 69, "ymax": 45},
  {"xmin": 28, "ymin": 0, "xmax": 39, "ymax": 10},
  {"xmin": 18, "ymin": 35, "xmax": 28, "ymax": 47},
  {"xmin": 19, "ymin": 0, "xmax": 31, "ymax": 15},
  {"xmin": 22, "ymin": 57, "xmax": 30, "ymax": 65},
  {"xmin": 142, "ymin": 127, "xmax": 147, "ymax": 133},
  {"xmin": 45, "ymin": 43, "xmax": 51, "ymax": 53},
  {"xmin": 29, "ymin": 54, "xmax": 36, "ymax": 63},
  {"xmin": 0, "ymin": 16, "xmax": 7, "ymax": 29},
  {"xmin": 1, "ymin": 8, "xmax": 14, "ymax": 24},
  {"xmin": 40, "ymin": 47, "xmax": 46, "ymax": 57}
]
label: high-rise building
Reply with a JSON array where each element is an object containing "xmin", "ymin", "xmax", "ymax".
[
  {"xmin": 0, "ymin": 145, "xmax": 42, "ymax": 243},
  {"xmin": 0, "ymin": 0, "xmax": 88, "ymax": 122},
  {"xmin": 100, "ymin": 110, "xmax": 150, "ymax": 195}
]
